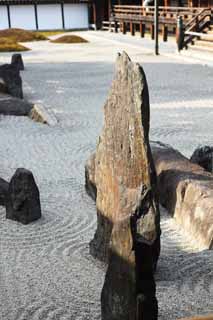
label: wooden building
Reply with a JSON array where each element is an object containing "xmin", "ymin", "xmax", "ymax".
[
  {"xmin": 0, "ymin": 0, "xmax": 90, "ymax": 30},
  {"xmin": 92, "ymin": 0, "xmax": 213, "ymax": 29}
]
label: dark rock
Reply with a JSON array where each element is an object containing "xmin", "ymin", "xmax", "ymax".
[
  {"xmin": 190, "ymin": 145, "xmax": 213, "ymax": 173},
  {"xmin": 0, "ymin": 93, "xmax": 33, "ymax": 116},
  {"xmin": 11, "ymin": 54, "xmax": 24, "ymax": 71},
  {"xmin": 0, "ymin": 77, "xmax": 7, "ymax": 94},
  {"xmin": 88, "ymin": 51, "xmax": 160, "ymax": 263},
  {"xmin": 0, "ymin": 178, "xmax": 9, "ymax": 206},
  {"xmin": 86, "ymin": 52, "xmax": 160, "ymax": 320},
  {"xmin": 152, "ymin": 141, "xmax": 213, "ymax": 250},
  {"xmin": 6, "ymin": 168, "xmax": 41, "ymax": 224},
  {"xmin": 0, "ymin": 63, "xmax": 23, "ymax": 99},
  {"xmin": 101, "ymin": 186, "xmax": 158, "ymax": 320}
]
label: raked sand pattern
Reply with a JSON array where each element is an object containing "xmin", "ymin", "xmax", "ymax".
[{"xmin": 0, "ymin": 32, "xmax": 213, "ymax": 320}]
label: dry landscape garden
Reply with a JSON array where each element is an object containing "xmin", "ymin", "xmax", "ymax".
[{"xmin": 0, "ymin": 28, "xmax": 212, "ymax": 320}]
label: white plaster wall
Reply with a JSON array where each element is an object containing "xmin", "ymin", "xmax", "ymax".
[
  {"xmin": 37, "ymin": 4, "xmax": 62, "ymax": 30},
  {"xmin": 10, "ymin": 5, "xmax": 36, "ymax": 30},
  {"xmin": 64, "ymin": 4, "xmax": 88, "ymax": 29},
  {"xmin": 0, "ymin": 6, "xmax": 9, "ymax": 29}
]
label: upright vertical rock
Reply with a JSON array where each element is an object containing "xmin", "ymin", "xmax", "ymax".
[
  {"xmin": 0, "ymin": 63, "xmax": 23, "ymax": 99},
  {"xmin": 6, "ymin": 168, "xmax": 41, "ymax": 224},
  {"xmin": 86, "ymin": 52, "xmax": 160, "ymax": 319},
  {"xmin": 11, "ymin": 54, "xmax": 24, "ymax": 71}
]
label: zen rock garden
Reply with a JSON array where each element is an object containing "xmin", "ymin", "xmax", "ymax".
[{"xmin": 0, "ymin": 42, "xmax": 212, "ymax": 320}]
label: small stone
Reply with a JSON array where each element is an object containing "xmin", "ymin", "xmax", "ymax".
[
  {"xmin": 11, "ymin": 54, "xmax": 24, "ymax": 71},
  {"xmin": 0, "ymin": 63, "xmax": 23, "ymax": 99},
  {"xmin": 6, "ymin": 168, "xmax": 41, "ymax": 224},
  {"xmin": 190, "ymin": 145, "xmax": 213, "ymax": 173}
]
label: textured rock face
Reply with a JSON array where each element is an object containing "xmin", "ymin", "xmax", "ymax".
[
  {"xmin": 6, "ymin": 168, "xmax": 41, "ymax": 224},
  {"xmin": 152, "ymin": 141, "xmax": 213, "ymax": 250},
  {"xmin": 0, "ymin": 93, "xmax": 33, "ymax": 116},
  {"xmin": 86, "ymin": 52, "xmax": 160, "ymax": 320},
  {"xmin": 0, "ymin": 178, "xmax": 9, "ymax": 206},
  {"xmin": 90, "ymin": 52, "xmax": 160, "ymax": 262},
  {"xmin": 101, "ymin": 187, "xmax": 158, "ymax": 320},
  {"xmin": 11, "ymin": 54, "xmax": 24, "ymax": 71},
  {"xmin": 85, "ymin": 153, "xmax": 97, "ymax": 201},
  {"xmin": 0, "ymin": 63, "xmax": 23, "ymax": 99},
  {"xmin": 179, "ymin": 315, "xmax": 213, "ymax": 320},
  {"xmin": 190, "ymin": 146, "xmax": 213, "ymax": 173}
]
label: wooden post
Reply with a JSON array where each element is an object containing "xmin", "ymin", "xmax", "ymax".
[
  {"xmin": 176, "ymin": 16, "xmax": 184, "ymax": 51},
  {"xmin": 130, "ymin": 22, "xmax": 135, "ymax": 36},
  {"xmin": 154, "ymin": 0, "xmax": 159, "ymax": 54},
  {"xmin": 7, "ymin": 4, "xmax": 11, "ymax": 29},
  {"xmin": 140, "ymin": 23, "xmax": 146, "ymax": 37},
  {"xmin": 123, "ymin": 22, "xmax": 126, "ymax": 34},
  {"xmin": 151, "ymin": 24, "xmax": 155, "ymax": 40},
  {"xmin": 93, "ymin": 3, "xmax": 97, "ymax": 29},
  {"xmin": 162, "ymin": 25, "xmax": 168, "ymax": 42},
  {"xmin": 61, "ymin": 3, "xmax": 65, "ymax": 30},
  {"xmin": 115, "ymin": 21, "xmax": 118, "ymax": 33},
  {"xmin": 34, "ymin": 3, "xmax": 38, "ymax": 30},
  {"xmin": 108, "ymin": 0, "xmax": 111, "ymax": 21}
]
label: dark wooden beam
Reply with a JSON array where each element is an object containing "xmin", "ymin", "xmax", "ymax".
[
  {"xmin": 61, "ymin": 2, "xmax": 65, "ymax": 29},
  {"xmin": 34, "ymin": 3, "xmax": 38, "ymax": 30},
  {"xmin": 7, "ymin": 4, "xmax": 11, "ymax": 28}
]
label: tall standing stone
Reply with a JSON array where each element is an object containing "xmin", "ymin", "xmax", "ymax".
[{"xmin": 86, "ymin": 52, "xmax": 160, "ymax": 319}]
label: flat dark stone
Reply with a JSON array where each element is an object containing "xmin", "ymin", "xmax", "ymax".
[{"xmin": 0, "ymin": 94, "xmax": 33, "ymax": 116}]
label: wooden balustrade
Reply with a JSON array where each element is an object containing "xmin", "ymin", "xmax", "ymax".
[{"xmin": 110, "ymin": 5, "xmax": 208, "ymax": 42}]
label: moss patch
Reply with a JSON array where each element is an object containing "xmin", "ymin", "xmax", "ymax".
[
  {"xmin": 0, "ymin": 38, "xmax": 29, "ymax": 52},
  {"xmin": 50, "ymin": 35, "xmax": 88, "ymax": 44},
  {"xmin": 36, "ymin": 31, "xmax": 66, "ymax": 38},
  {"xmin": 0, "ymin": 28, "xmax": 47, "ymax": 42}
]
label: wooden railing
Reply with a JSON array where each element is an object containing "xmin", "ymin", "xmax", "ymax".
[
  {"xmin": 111, "ymin": 5, "xmax": 202, "ymax": 25},
  {"xmin": 183, "ymin": 7, "xmax": 213, "ymax": 47}
]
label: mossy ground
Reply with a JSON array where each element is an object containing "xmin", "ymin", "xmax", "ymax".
[
  {"xmin": 0, "ymin": 28, "xmax": 49, "ymax": 52},
  {"xmin": 50, "ymin": 35, "xmax": 88, "ymax": 44},
  {"xmin": 0, "ymin": 38, "xmax": 29, "ymax": 52}
]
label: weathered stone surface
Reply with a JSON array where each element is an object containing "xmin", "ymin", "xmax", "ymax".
[
  {"xmin": 86, "ymin": 52, "xmax": 160, "ymax": 320},
  {"xmin": 101, "ymin": 187, "xmax": 158, "ymax": 320},
  {"xmin": 29, "ymin": 104, "xmax": 58, "ymax": 126},
  {"xmin": 179, "ymin": 315, "xmax": 213, "ymax": 320},
  {"xmin": 11, "ymin": 54, "xmax": 24, "ymax": 71},
  {"xmin": 0, "ymin": 93, "xmax": 33, "ymax": 116},
  {"xmin": 6, "ymin": 168, "xmax": 41, "ymax": 224},
  {"xmin": 0, "ymin": 178, "xmax": 9, "ymax": 206},
  {"xmin": 0, "ymin": 63, "xmax": 23, "ymax": 99},
  {"xmin": 152, "ymin": 141, "xmax": 213, "ymax": 250},
  {"xmin": 190, "ymin": 145, "xmax": 213, "ymax": 173},
  {"xmin": 85, "ymin": 153, "xmax": 97, "ymax": 201},
  {"xmin": 89, "ymin": 52, "xmax": 160, "ymax": 262}
]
